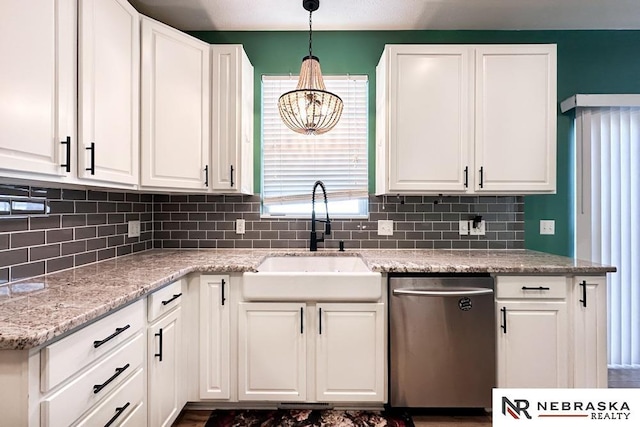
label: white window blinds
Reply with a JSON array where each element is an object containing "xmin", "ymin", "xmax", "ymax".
[
  {"xmin": 575, "ymin": 105, "xmax": 640, "ymax": 367},
  {"xmin": 261, "ymin": 75, "xmax": 368, "ymax": 217}
]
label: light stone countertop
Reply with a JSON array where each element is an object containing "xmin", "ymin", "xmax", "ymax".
[{"xmin": 0, "ymin": 249, "xmax": 615, "ymax": 350}]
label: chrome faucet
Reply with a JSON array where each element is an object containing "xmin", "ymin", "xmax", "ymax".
[{"xmin": 310, "ymin": 180, "xmax": 331, "ymax": 251}]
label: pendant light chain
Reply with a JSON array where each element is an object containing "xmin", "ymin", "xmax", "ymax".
[{"xmin": 308, "ymin": 9, "xmax": 313, "ymax": 59}]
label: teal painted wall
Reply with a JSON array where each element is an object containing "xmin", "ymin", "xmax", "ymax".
[{"xmin": 191, "ymin": 30, "xmax": 640, "ymax": 257}]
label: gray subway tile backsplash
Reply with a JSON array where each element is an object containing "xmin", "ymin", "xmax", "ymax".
[{"xmin": 0, "ymin": 186, "xmax": 524, "ymax": 284}]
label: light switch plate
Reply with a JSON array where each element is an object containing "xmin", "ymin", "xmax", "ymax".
[
  {"xmin": 127, "ymin": 220, "xmax": 141, "ymax": 238},
  {"xmin": 236, "ymin": 219, "xmax": 246, "ymax": 234},
  {"xmin": 459, "ymin": 220, "xmax": 470, "ymax": 235},
  {"xmin": 378, "ymin": 220, "xmax": 393, "ymax": 236},
  {"xmin": 540, "ymin": 220, "xmax": 555, "ymax": 235}
]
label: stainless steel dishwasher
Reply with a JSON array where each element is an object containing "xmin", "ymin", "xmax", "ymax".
[{"xmin": 389, "ymin": 275, "xmax": 495, "ymax": 408}]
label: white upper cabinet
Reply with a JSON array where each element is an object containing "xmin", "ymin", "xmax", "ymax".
[
  {"xmin": 210, "ymin": 45, "xmax": 254, "ymax": 195},
  {"xmin": 0, "ymin": 0, "xmax": 76, "ymax": 181},
  {"xmin": 376, "ymin": 44, "xmax": 556, "ymax": 195},
  {"xmin": 475, "ymin": 45, "xmax": 557, "ymax": 193},
  {"xmin": 376, "ymin": 45, "xmax": 473, "ymax": 194},
  {"xmin": 78, "ymin": 0, "xmax": 139, "ymax": 187},
  {"xmin": 140, "ymin": 17, "xmax": 210, "ymax": 191}
]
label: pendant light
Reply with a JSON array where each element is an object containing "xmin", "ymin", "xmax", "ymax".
[{"xmin": 278, "ymin": 0, "xmax": 343, "ymax": 136}]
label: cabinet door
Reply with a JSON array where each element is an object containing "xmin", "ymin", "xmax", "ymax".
[
  {"xmin": 78, "ymin": 0, "xmax": 139, "ymax": 186},
  {"xmin": 382, "ymin": 45, "xmax": 472, "ymax": 193},
  {"xmin": 316, "ymin": 303, "xmax": 385, "ymax": 402},
  {"xmin": 199, "ymin": 275, "xmax": 230, "ymax": 399},
  {"xmin": 572, "ymin": 276, "xmax": 607, "ymax": 387},
  {"xmin": 148, "ymin": 307, "xmax": 182, "ymax": 427},
  {"xmin": 140, "ymin": 17, "xmax": 210, "ymax": 190},
  {"xmin": 210, "ymin": 45, "xmax": 254, "ymax": 194},
  {"xmin": 496, "ymin": 301, "xmax": 568, "ymax": 388},
  {"xmin": 0, "ymin": 0, "xmax": 75, "ymax": 179},
  {"xmin": 475, "ymin": 45, "xmax": 556, "ymax": 193},
  {"xmin": 238, "ymin": 302, "xmax": 306, "ymax": 401}
]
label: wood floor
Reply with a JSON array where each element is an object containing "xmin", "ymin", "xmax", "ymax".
[{"xmin": 172, "ymin": 368, "xmax": 640, "ymax": 427}]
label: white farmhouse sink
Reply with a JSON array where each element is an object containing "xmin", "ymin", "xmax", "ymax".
[
  {"xmin": 242, "ymin": 255, "xmax": 382, "ymax": 301},
  {"xmin": 257, "ymin": 256, "xmax": 371, "ymax": 273}
]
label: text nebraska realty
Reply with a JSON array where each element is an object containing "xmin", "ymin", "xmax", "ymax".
[{"xmin": 504, "ymin": 397, "xmax": 631, "ymax": 420}]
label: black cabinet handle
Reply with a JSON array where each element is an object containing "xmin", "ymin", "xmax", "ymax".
[
  {"xmin": 500, "ymin": 307, "xmax": 507, "ymax": 333},
  {"xmin": 61, "ymin": 136, "xmax": 71, "ymax": 172},
  {"xmin": 93, "ymin": 324, "xmax": 130, "ymax": 348},
  {"xmin": 230, "ymin": 165, "xmax": 235, "ymax": 187},
  {"xmin": 93, "ymin": 363, "xmax": 130, "ymax": 394},
  {"xmin": 521, "ymin": 286, "xmax": 551, "ymax": 291},
  {"xmin": 579, "ymin": 280, "xmax": 587, "ymax": 307},
  {"xmin": 300, "ymin": 307, "xmax": 304, "ymax": 334},
  {"xmin": 221, "ymin": 278, "xmax": 226, "ymax": 306},
  {"xmin": 204, "ymin": 165, "xmax": 209, "ymax": 187},
  {"xmin": 463, "ymin": 166, "xmax": 468, "ymax": 188},
  {"xmin": 479, "ymin": 166, "xmax": 484, "ymax": 188},
  {"xmin": 161, "ymin": 293, "xmax": 182, "ymax": 306},
  {"xmin": 319, "ymin": 307, "xmax": 322, "ymax": 335},
  {"xmin": 155, "ymin": 328, "xmax": 163, "ymax": 362},
  {"xmin": 104, "ymin": 402, "xmax": 131, "ymax": 427},
  {"xmin": 86, "ymin": 142, "xmax": 95, "ymax": 175}
]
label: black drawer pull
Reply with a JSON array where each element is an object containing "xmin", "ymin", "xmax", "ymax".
[
  {"xmin": 221, "ymin": 278, "xmax": 226, "ymax": 306},
  {"xmin": 204, "ymin": 165, "xmax": 209, "ymax": 187},
  {"xmin": 93, "ymin": 324, "xmax": 131, "ymax": 348},
  {"xmin": 86, "ymin": 142, "xmax": 95, "ymax": 175},
  {"xmin": 463, "ymin": 166, "xmax": 468, "ymax": 188},
  {"xmin": 161, "ymin": 293, "xmax": 182, "ymax": 306},
  {"xmin": 61, "ymin": 136, "xmax": 71, "ymax": 172},
  {"xmin": 300, "ymin": 307, "xmax": 304, "ymax": 334},
  {"xmin": 479, "ymin": 166, "xmax": 484, "ymax": 188},
  {"xmin": 500, "ymin": 307, "xmax": 507, "ymax": 334},
  {"xmin": 104, "ymin": 402, "xmax": 131, "ymax": 427},
  {"xmin": 155, "ymin": 328, "xmax": 163, "ymax": 362},
  {"xmin": 579, "ymin": 280, "xmax": 587, "ymax": 307},
  {"xmin": 319, "ymin": 307, "xmax": 322, "ymax": 335},
  {"xmin": 230, "ymin": 165, "xmax": 235, "ymax": 187},
  {"xmin": 521, "ymin": 286, "xmax": 550, "ymax": 291},
  {"xmin": 93, "ymin": 363, "xmax": 130, "ymax": 394}
]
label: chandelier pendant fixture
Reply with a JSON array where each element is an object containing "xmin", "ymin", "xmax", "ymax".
[{"xmin": 277, "ymin": 0, "xmax": 344, "ymax": 136}]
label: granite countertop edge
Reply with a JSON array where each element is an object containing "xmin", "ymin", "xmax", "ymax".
[{"xmin": 0, "ymin": 248, "xmax": 615, "ymax": 350}]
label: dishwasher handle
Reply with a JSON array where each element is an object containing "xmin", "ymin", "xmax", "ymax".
[{"xmin": 393, "ymin": 287, "xmax": 494, "ymax": 297}]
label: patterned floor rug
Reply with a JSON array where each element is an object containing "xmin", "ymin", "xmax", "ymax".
[{"xmin": 205, "ymin": 409, "xmax": 413, "ymax": 427}]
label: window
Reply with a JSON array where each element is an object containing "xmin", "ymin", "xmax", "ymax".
[{"xmin": 261, "ymin": 75, "xmax": 368, "ymax": 218}]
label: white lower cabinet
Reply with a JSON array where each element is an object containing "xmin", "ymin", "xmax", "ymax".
[
  {"xmin": 495, "ymin": 276, "xmax": 569, "ymax": 388},
  {"xmin": 147, "ymin": 281, "xmax": 184, "ymax": 427},
  {"xmin": 238, "ymin": 302, "xmax": 307, "ymax": 402},
  {"xmin": 572, "ymin": 276, "xmax": 608, "ymax": 388},
  {"xmin": 316, "ymin": 303, "xmax": 385, "ymax": 402},
  {"xmin": 238, "ymin": 302, "xmax": 384, "ymax": 403},
  {"xmin": 199, "ymin": 275, "xmax": 231, "ymax": 399}
]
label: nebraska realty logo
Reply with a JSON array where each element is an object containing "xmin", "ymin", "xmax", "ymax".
[{"xmin": 493, "ymin": 389, "xmax": 640, "ymax": 426}]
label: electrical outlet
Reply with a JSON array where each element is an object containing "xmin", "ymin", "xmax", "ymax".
[
  {"xmin": 127, "ymin": 220, "xmax": 141, "ymax": 238},
  {"xmin": 378, "ymin": 220, "xmax": 394, "ymax": 236},
  {"xmin": 236, "ymin": 219, "xmax": 246, "ymax": 235},
  {"xmin": 459, "ymin": 220, "xmax": 470, "ymax": 235},
  {"xmin": 540, "ymin": 220, "xmax": 555, "ymax": 235},
  {"xmin": 469, "ymin": 220, "xmax": 486, "ymax": 236}
]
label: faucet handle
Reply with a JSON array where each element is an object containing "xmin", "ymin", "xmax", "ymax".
[{"xmin": 325, "ymin": 221, "xmax": 331, "ymax": 235}]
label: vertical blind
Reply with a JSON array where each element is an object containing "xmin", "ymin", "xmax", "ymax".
[
  {"xmin": 576, "ymin": 106, "xmax": 640, "ymax": 366},
  {"xmin": 261, "ymin": 75, "xmax": 368, "ymax": 216}
]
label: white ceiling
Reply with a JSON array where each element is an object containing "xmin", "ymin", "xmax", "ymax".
[{"xmin": 128, "ymin": 0, "xmax": 640, "ymax": 31}]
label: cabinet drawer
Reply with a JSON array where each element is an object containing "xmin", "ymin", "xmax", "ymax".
[
  {"xmin": 496, "ymin": 276, "xmax": 567, "ymax": 299},
  {"xmin": 41, "ymin": 333, "xmax": 144, "ymax": 427},
  {"xmin": 148, "ymin": 279, "xmax": 183, "ymax": 322},
  {"xmin": 74, "ymin": 367, "xmax": 145, "ymax": 427},
  {"xmin": 41, "ymin": 300, "xmax": 144, "ymax": 392}
]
